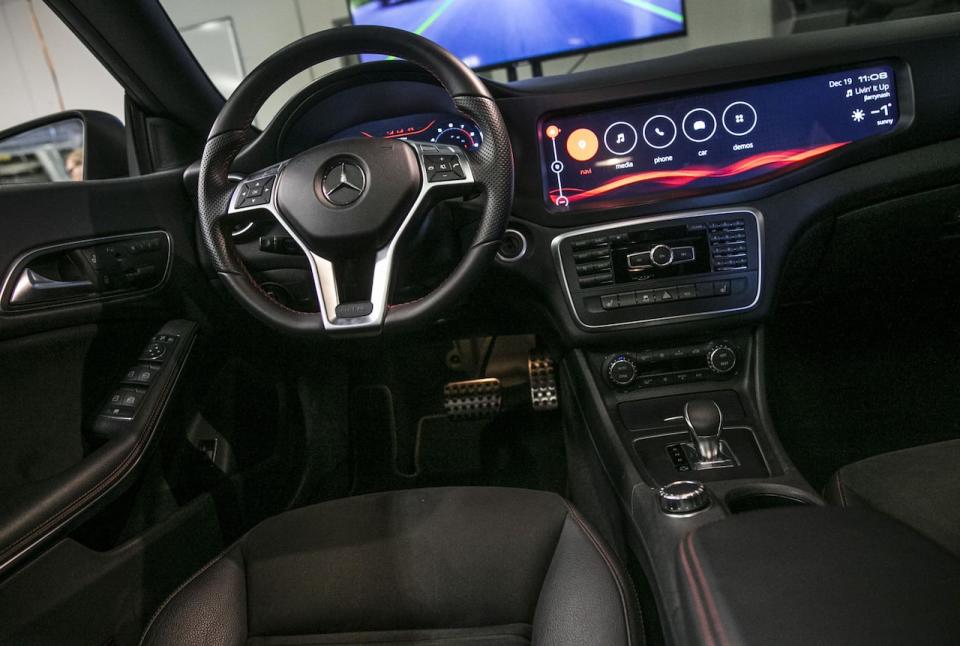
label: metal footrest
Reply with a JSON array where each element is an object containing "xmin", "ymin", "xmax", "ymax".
[
  {"xmin": 528, "ymin": 352, "xmax": 559, "ymax": 412},
  {"xmin": 443, "ymin": 377, "xmax": 502, "ymax": 420}
]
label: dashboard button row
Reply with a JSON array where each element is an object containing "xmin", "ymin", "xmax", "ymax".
[{"xmin": 601, "ymin": 278, "xmax": 747, "ymax": 310}]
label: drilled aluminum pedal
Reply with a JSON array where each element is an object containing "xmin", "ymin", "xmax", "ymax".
[
  {"xmin": 443, "ymin": 378, "xmax": 501, "ymax": 420},
  {"xmin": 528, "ymin": 353, "xmax": 559, "ymax": 412}
]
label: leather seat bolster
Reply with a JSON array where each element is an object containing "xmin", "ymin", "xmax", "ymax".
[{"xmin": 140, "ymin": 549, "xmax": 247, "ymax": 646}]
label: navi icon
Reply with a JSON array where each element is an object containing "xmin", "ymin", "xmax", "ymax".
[{"xmin": 566, "ymin": 128, "xmax": 599, "ymax": 162}]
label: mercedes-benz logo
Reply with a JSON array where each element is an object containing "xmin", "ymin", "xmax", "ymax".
[{"xmin": 321, "ymin": 160, "xmax": 366, "ymax": 206}]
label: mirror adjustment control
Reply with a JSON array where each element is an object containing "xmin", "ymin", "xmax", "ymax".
[
  {"xmin": 140, "ymin": 342, "xmax": 167, "ymax": 362},
  {"xmin": 139, "ymin": 334, "xmax": 179, "ymax": 363}
]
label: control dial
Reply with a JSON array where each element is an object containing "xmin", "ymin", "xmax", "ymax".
[
  {"xmin": 707, "ymin": 345, "xmax": 737, "ymax": 374},
  {"xmin": 606, "ymin": 355, "xmax": 638, "ymax": 387},
  {"xmin": 649, "ymin": 244, "xmax": 674, "ymax": 267},
  {"xmin": 658, "ymin": 481, "xmax": 710, "ymax": 515}
]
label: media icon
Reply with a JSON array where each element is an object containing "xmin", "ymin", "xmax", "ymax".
[
  {"xmin": 682, "ymin": 108, "xmax": 717, "ymax": 143},
  {"xmin": 603, "ymin": 121, "xmax": 638, "ymax": 155},
  {"xmin": 721, "ymin": 101, "xmax": 757, "ymax": 136},
  {"xmin": 641, "ymin": 114, "xmax": 677, "ymax": 150}
]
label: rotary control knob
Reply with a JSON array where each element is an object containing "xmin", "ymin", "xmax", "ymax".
[
  {"xmin": 658, "ymin": 481, "xmax": 710, "ymax": 515},
  {"xmin": 649, "ymin": 244, "xmax": 674, "ymax": 267},
  {"xmin": 707, "ymin": 345, "xmax": 737, "ymax": 374},
  {"xmin": 606, "ymin": 355, "xmax": 638, "ymax": 387}
]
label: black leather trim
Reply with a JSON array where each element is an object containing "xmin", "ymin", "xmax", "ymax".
[
  {"xmin": 0, "ymin": 320, "xmax": 197, "ymax": 577},
  {"xmin": 677, "ymin": 507, "xmax": 960, "ymax": 646}
]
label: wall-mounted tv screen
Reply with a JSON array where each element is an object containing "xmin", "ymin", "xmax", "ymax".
[{"xmin": 347, "ymin": 0, "xmax": 687, "ymax": 70}]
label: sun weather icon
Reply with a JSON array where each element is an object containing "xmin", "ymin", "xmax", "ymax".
[{"xmin": 851, "ymin": 109, "xmax": 866, "ymax": 123}]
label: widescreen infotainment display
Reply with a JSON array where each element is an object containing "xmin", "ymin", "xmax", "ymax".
[{"xmin": 540, "ymin": 64, "xmax": 900, "ymax": 210}]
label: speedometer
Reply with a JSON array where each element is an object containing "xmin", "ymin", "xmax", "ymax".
[
  {"xmin": 331, "ymin": 112, "xmax": 484, "ymax": 152},
  {"xmin": 431, "ymin": 121, "xmax": 482, "ymax": 151}
]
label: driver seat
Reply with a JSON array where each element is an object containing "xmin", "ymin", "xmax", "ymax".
[{"xmin": 140, "ymin": 487, "xmax": 640, "ymax": 646}]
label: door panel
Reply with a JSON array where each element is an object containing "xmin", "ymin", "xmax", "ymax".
[{"xmin": 0, "ymin": 167, "xmax": 220, "ymax": 629}]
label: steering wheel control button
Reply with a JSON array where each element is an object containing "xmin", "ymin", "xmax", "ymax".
[
  {"xmin": 658, "ymin": 481, "xmax": 710, "ymax": 515},
  {"xmin": 682, "ymin": 108, "xmax": 718, "ymax": 143},
  {"xmin": 335, "ymin": 301, "xmax": 374, "ymax": 319},
  {"xmin": 321, "ymin": 160, "xmax": 366, "ymax": 206},
  {"xmin": 603, "ymin": 121, "xmax": 638, "ymax": 155},
  {"xmin": 566, "ymin": 128, "xmax": 600, "ymax": 162},
  {"xmin": 239, "ymin": 176, "xmax": 275, "ymax": 208},
  {"xmin": 642, "ymin": 115, "xmax": 677, "ymax": 150},
  {"xmin": 424, "ymin": 154, "xmax": 465, "ymax": 182},
  {"xmin": 722, "ymin": 101, "xmax": 758, "ymax": 137}
]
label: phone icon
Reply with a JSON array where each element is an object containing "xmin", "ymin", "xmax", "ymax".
[
  {"xmin": 693, "ymin": 120, "xmax": 707, "ymax": 131},
  {"xmin": 643, "ymin": 115, "xmax": 676, "ymax": 150}
]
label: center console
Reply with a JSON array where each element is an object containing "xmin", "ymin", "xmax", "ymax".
[{"xmin": 553, "ymin": 208, "xmax": 761, "ymax": 329}]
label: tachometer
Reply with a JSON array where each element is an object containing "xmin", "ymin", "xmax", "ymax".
[{"xmin": 431, "ymin": 122, "xmax": 482, "ymax": 151}]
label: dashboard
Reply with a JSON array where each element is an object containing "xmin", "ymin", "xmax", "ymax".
[{"xmin": 216, "ymin": 13, "xmax": 960, "ymax": 342}]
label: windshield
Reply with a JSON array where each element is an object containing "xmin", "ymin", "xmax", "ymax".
[{"xmin": 159, "ymin": 0, "xmax": 960, "ymax": 126}]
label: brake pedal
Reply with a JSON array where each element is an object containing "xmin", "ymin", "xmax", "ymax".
[
  {"xmin": 443, "ymin": 378, "xmax": 501, "ymax": 420},
  {"xmin": 528, "ymin": 352, "xmax": 559, "ymax": 411}
]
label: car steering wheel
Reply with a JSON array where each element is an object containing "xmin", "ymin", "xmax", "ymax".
[{"xmin": 197, "ymin": 26, "xmax": 513, "ymax": 336}]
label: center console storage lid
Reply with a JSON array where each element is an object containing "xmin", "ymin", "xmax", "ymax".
[{"xmin": 678, "ymin": 507, "xmax": 960, "ymax": 646}]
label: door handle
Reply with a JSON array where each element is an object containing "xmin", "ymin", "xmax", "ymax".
[{"xmin": 10, "ymin": 268, "xmax": 95, "ymax": 305}]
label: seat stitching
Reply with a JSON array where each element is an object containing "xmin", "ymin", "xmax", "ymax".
[
  {"xmin": 685, "ymin": 533, "xmax": 731, "ymax": 646},
  {"xmin": 138, "ymin": 543, "xmax": 238, "ymax": 646},
  {"xmin": 835, "ymin": 471, "xmax": 848, "ymax": 506},
  {"xmin": 562, "ymin": 502, "xmax": 639, "ymax": 646},
  {"xmin": 678, "ymin": 534, "xmax": 717, "ymax": 646}
]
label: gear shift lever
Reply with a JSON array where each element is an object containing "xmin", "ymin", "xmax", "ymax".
[{"xmin": 683, "ymin": 399, "xmax": 723, "ymax": 461}]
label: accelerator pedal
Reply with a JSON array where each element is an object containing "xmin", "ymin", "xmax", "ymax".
[
  {"xmin": 528, "ymin": 352, "xmax": 559, "ymax": 412},
  {"xmin": 443, "ymin": 377, "xmax": 502, "ymax": 420}
]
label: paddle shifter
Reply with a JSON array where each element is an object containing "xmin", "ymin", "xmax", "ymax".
[{"xmin": 683, "ymin": 399, "xmax": 724, "ymax": 462}]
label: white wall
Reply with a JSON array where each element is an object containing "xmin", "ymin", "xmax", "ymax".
[
  {"xmin": 0, "ymin": 0, "xmax": 774, "ymax": 132},
  {"xmin": 0, "ymin": 0, "xmax": 124, "ymax": 130}
]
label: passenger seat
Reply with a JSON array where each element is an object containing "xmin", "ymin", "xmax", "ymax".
[{"xmin": 825, "ymin": 439, "xmax": 960, "ymax": 556}]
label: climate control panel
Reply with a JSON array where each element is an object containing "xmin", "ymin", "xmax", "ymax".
[{"xmin": 602, "ymin": 340, "xmax": 740, "ymax": 390}]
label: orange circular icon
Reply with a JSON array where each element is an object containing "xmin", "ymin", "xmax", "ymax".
[
  {"xmin": 545, "ymin": 124, "xmax": 560, "ymax": 139},
  {"xmin": 566, "ymin": 128, "xmax": 599, "ymax": 162}
]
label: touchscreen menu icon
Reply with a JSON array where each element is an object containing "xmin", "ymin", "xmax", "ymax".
[{"xmin": 642, "ymin": 115, "xmax": 677, "ymax": 149}]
